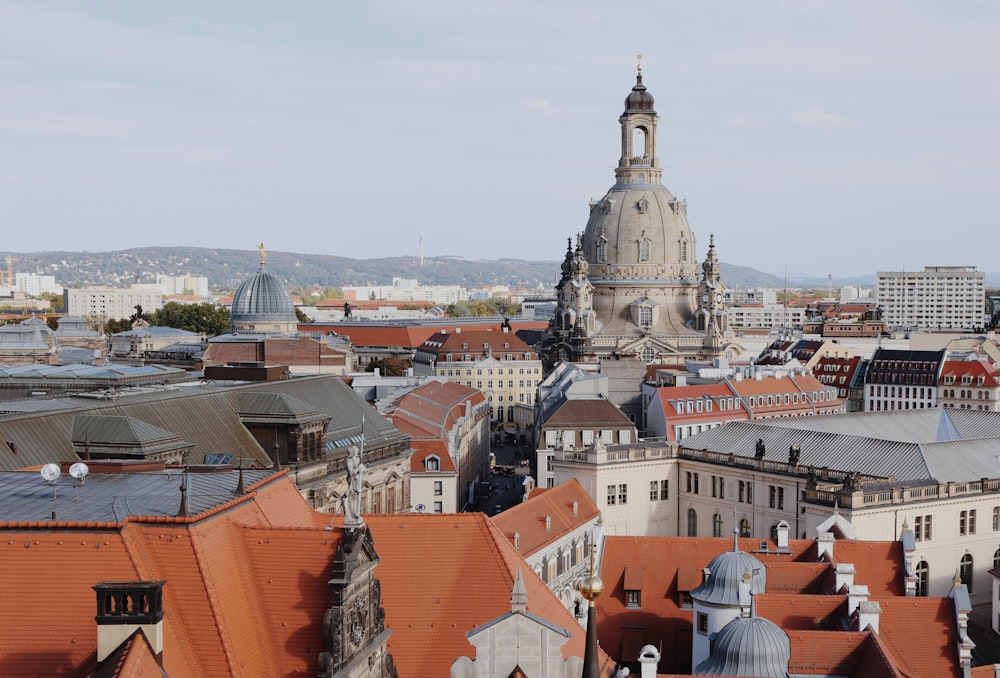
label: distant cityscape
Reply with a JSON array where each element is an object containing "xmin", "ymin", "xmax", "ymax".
[{"xmin": 4, "ymin": 69, "xmax": 1000, "ymax": 678}]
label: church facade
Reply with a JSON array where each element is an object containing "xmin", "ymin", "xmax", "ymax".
[{"xmin": 547, "ymin": 68, "xmax": 740, "ymax": 368}]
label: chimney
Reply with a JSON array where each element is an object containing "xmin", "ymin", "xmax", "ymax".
[
  {"xmin": 835, "ymin": 563, "xmax": 856, "ymax": 592},
  {"xmin": 513, "ymin": 532, "xmax": 520, "ymax": 549},
  {"xmin": 817, "ymin": 531, "xmax": 835, "ymax": 561},
  {"xmin": 94, "ymin": 581, "xmax": 166, "ymax": 665},
  {"xmin": 638, "ymin": 644, "xmax": 661, "ymax": 678},
  {"xmin": 847, "ymin": 584, "xmax": 870, "ymax": 615},
  {"xmin": 776, "ymin": 520, "xmax": 789, "ymax": 550},
  {"xmin": 855, "ymin": 600, "xmax": 882, "ymax": 634}
]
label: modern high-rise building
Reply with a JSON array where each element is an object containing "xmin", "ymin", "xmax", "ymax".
[
  {"xmin": 875, "ymin": 266, "xmax": 986, "ymax": 330},
  {"xmin": 156, "ymin": 273, "xmax": 209, "ymax": 297},
  {"xmin": 64, "ymin": 284, "xmax": 164, "ymax": 321}
]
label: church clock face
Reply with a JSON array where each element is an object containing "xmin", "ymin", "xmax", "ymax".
[
  {"xmin": 715, "ymin": 292, "xmax": 723, "ymax": 303},
  {"xmin": 702, "ymin": 293, "xmax": 709, "ymax": 303}
]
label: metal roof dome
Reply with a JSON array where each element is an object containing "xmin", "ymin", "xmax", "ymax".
[
  {"xmin": 691, "ymin": 540, "xmax": 766, "ymax": 606},
  {"xmin": 230, "ymin": 268, "xmax": 296, "ymax": 324},
  {"xmin": 694, "ymin": 616, "xmax": 790, "ymax": 677},
  {"xmin": 624, "ymin": 72, "xmax": 655, "ymax": 114}
]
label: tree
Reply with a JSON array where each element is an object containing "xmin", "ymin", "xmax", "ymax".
[
  {"xmin": 105, "ymin": 318, "xmax": 132, "ymax": 334},
  {"xmin": 295, "ymin": 307, "xmax": 313, "ymax": 323},
  {"xmin": 148, "ymin": 302, "xmax": 231, "ymax": 336},
  {"xmin": 365, "ymin": 357, "xmax": 410, "ymax": 377}
]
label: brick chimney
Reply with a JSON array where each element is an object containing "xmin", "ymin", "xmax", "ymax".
[{"xmin": 94, "ymin": 581, "xmax": 165, "ymax": 664}]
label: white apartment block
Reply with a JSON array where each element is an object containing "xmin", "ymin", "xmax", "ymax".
[
  {"xmin": 876, "ymin": 266, "xmax": 986, "ymax": 330},
  {"xmin": 156, "ymin": 274, "xmax": 209, "ymax": 297},
  {"xmin": 64, "ymin": 284, "xmax": 164, "ymax": 321},
  {"xmin": 728, "ymin": 305, "xmax": 806, "ymax": 330},
  {"xmin": 15, "ymin": 273, "xmax": 62, "ymax": 297}
]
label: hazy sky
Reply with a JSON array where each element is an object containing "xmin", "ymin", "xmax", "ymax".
[{"xmin": 1, "ymin": 1, "xmax": 997, "ymax": 277}]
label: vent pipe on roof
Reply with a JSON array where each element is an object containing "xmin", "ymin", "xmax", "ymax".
[
  {"xmin": 545, "ymin": 515, "xmax": 551, "ymax": 531},
  {"xmin": 573, "ymin": 500, "xmax": 579, "ymax": 516}
]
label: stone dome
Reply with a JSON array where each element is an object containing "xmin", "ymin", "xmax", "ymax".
[
  {"xmin": 691, "ymin": 547, "xmax": 766, "ymax": 606},
  {"xmin": 694, "ymin": 616, "xmax": 790, "ymax": 677}
]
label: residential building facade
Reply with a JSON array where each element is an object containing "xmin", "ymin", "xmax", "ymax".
[
  {"xmin": 411, "ymin": 326, "xmax": 542, "ymax": 428},
  {"xmin": 876, "ymin": 266, "xmax": 986, "ymax": 330}
]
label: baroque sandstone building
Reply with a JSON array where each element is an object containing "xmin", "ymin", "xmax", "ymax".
[{"xmin": 547, "ymin": 67, "xmax": 740, "ymax": 369}]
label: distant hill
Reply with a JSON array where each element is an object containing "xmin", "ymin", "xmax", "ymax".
[{"xmin": 1, "ymin": 246, "xmax": 851, "ymax": 293}]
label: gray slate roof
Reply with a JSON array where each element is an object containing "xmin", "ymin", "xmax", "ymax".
[
  {"xmin": 0, "ymin": 469, "xmax": 272, "ymax": 522},
  {"xmin": 0, "ymin": 375, "xmax": 406, "ymax": 471},
  {"xmin": 681, "ymin": 409, "xmax": 1000, "ymax": 483}
]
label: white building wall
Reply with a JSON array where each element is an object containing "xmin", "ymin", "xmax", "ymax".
[
  {"xmin": 410, "ymin": 473, "xmax": 458, "ymax": 514},
  {"xmin": 876, "ymin": 266, "xmax": 986, "ymax": 330},
  {"xmin": 15, "ymin": 273, "xmax": 61, "ymax": 296},
  {"xmin": 65, "ymin": 285, "xmax": 164, "ymax": 321}
]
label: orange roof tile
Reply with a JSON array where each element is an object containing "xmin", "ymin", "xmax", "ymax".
[
  {"xmin": 366, "ymin": 513, "xmax": 611, "ymax": 676},
  {"xmin": 490, "ymin": 479, "xmax": 599, "ymax": 556}
]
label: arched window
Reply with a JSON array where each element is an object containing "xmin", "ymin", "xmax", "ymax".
[
  {"xmin": 638, "ymin": 237, "xmax": 650, "ymax": 262},
  {"xmin": 497, "ymin": 407, "xmax": 504, "ymax": 423},
  {"xmin": 739, "ymin": 518, "xmax": 751, "ymax": 538},
  {"xmin": 713, "ymin": 513, "xmax": 723, "ymax": 537},
  {"xmin": 596, "ymin": 236, "xmax": 607, "ymax": 263},
  {"xmin": 960, "ymin": 553, "xmax": 974, "ymax": 593},
  {"xmin": 687, "ymin": 508, "xmax": 698, "ymax": 537},
  {"xmin": 508, "ymin": 406, "xmax": 514, "ymax": 422},
  {"xmin": 915, "ymin": 560, "xmax": 929, "ymax": 597},
  {"xmin": 994, "ymin": 549, "xmax": 1000, "ymax": 569},
  {"xmin": 425, "ymin": 456, "xmax": 439, "ymax": 472},
  {"xmin": 680, "ymin": 240, "xmax": 688, "ymax": 261}
]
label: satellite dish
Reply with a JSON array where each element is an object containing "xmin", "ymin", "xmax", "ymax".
[
  {"xmin": 69, "ymin": 462, "xmax": 89, "ymax": 479},
  {"xmin": 40, "ymin": 463, "xmax": 61, "ymax": 482}
]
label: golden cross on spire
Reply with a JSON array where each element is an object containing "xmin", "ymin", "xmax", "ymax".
[{"xmin": 637, "ymin": 53, "xmax": 643, "ymax": 73}]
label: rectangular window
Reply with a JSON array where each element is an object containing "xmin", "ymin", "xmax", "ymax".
[
  {"xmin": 994, "ymin": 507, "xmax": 998, "ymax": 531},
  {"xmin": 618, "ymin": 484, "xmax": 628, "ymax": 505},
  {"xmin": 433, "ymin": 481, "xmax": 443, "ymax": 496},
  {"xmin": 712, "ymin": 476, "xmax": 718, "ymax": 498},
  {"xmin": 970, "ymin": 509, "xmax": 977, "ymax": 534},
  {"xmin": 660, "ymin": 479, "xmax": 669, "ymax": 500},
  {"xmin": 960, "ymin": 510, "xmax": 967, "ymax": 536},
  {"xmin": 739, "ymin": 481, "xmax": 745, "ymax": 503},
  {"xmin": 697, "ymin": 612, "xmax": 708, "ymax": 634},
  {"xmin": 650, "ymin": 481, "xmax": 659, "ymax": 501},
  {"xmin": 687, "ymin": 471, "xmax": 693, "ymax": 493},
  {"xmin": 769, "ymin": 485, "xmax": 776, "ymax": 508},
  {"xmin": 777, "ymin": 487, "xmax": 784, "ymax": 510},
  {"xmin": 433, "ymin": 501, "xmax": 443, "ymax": 513},
  {"xmin": 607, "ymin": 485, "xmax": 616, "ymax": 506},
  {"xmin": 924, "ymin": 515, "xmax": 932, "ymax": 540},
  {"xmin": 626, "ymin": 590, "xmax": 640, "ymax": 607}
]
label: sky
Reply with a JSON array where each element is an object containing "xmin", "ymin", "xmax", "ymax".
[{"xmin": 1, "ymin": 1, "xmax": 998, "ymax": 278}]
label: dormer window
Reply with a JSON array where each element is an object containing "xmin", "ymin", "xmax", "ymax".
[{"xmin": 425, "ymin": 456, "xmax": 440, "ymax": 471}]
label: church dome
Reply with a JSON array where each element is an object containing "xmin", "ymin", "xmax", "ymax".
[
  {"xmin": 691, "ymin": 548, "xmax": 766, "ymax": 606},
  {"xmin": 694, "ymin": 616, "xmax": 790, "ymax": 677},
  {"xmin": 624, "ymin": 73, "xmax": 655, "ymax": 113}
]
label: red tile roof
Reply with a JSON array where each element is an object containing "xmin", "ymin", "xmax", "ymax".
[
  {"xmin": 490, "ymin": 478, "xmax": 599, "ymax": 556},
  {"xmin": 0, "ymin": 471, "xmax": 607, "ymax": 677},
  {"xmin": 365, "ymin": 513, "xmax": 612, "ymax": 676}
]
